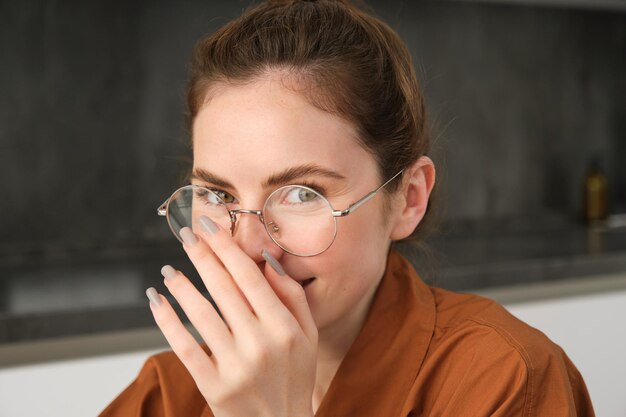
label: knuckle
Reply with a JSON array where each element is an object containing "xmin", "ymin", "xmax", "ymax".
[
  {"xmin": 234, "ymin": 366, "xmax": 255, "ymax": 389},
  {"xmin": 210, "ymin": 276, "xmax": 233, "ymax": 296},
  {"xmin": 193, "ymin": 248, "xmax": 216, "ymax": 264},
  {"xmin": 288, "ymin": 281, "xmax": 307, "ymax": 301},
  {"xmin": 247, "ymin": 273, "xmax": 268, "ymax": 292},
  {"xmin": 245, "ymin": 342, "xmax": 270, "ymax": 368},
  {"xmin": 177, "ymin": 343, "xmax": 198, "ymax": 363},
  {"xmin": 154, "ymin": 308, "xmax": 176, "ymax": 328},
  {"xmin": 187, "ymin": 302, "xmax": 212, "ymax": 322},
  {"xmin": 209, "ymin": 233, "xmax": 233, "ymax": 253},
  {"xmin": 274, "ymin": 324, "xmax": 299, "ymax": 350}
]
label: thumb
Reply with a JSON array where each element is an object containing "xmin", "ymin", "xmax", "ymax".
[{"xmin": 261, "ymin": 249, "xmax": 317, "ymax": 344}]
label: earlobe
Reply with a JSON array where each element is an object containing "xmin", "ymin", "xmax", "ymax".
[{"xmin": 389, "ymin": 157, "xmax": 436, "ymax": 241}]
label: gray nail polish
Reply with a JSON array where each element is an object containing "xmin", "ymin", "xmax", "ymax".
[
  {"xmin": 161, "ymin": 265, "xmax": 177, "ymax": 281},
  {"xmin": 180, "ymin": 227, "xmax": 198, "ymax": 246},
  {"xmin": 261, "ymin": 249, "xmax": 286, "ymax": 276},
  {"xmin": 199, "ymin": 216, "xmax": 219, "ymax": 235},
  {"xmin": 146, "ymin": 287, "xmax": 162, "ymax": 307}
]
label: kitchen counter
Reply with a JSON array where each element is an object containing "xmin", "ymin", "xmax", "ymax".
[
  {"xmin": 1, "ymin": 215, "xmax": 625, "ymax": 365},
  {"xmin": 399, "ymin": 214, "xmax": 626, "ymax": 291}
]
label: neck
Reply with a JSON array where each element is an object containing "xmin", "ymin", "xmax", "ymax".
[{"xmin": 312, "ymin": 280, "xmax": 381, "ymax": 413}]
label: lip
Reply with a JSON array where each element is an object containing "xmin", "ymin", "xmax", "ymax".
[{"xmin": 300, "ymin": 278, "xmax": 316, "ymax": 288}]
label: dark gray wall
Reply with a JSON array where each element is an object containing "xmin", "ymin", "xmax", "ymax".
[
  {"xmin": 1, "ymin": 0, "xmax": 625, "ymax": 260},
  {"xmin": 393, "ymin": 2, "xmax": 626, "ymax": 221}
]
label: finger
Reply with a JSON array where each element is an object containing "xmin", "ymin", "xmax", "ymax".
[
  {"xmin": 195, "ymin": 216, "xmax": 285, "ymax": 317},
  {"xmin": 161, "ymin": 265, "xmax": 233, "ymax": 359},
  {"xmin": 179, "ymin": 226, "xmax": 256, "ymax": 332},
  {"xmin": 261, "ymin": 250, "xmax": 318, "ymax": 345},
  {"xmin": 146, "ymin": 287, "xmax": 216, "ymax": 394}
]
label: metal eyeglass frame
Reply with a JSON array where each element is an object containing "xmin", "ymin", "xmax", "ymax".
[{"xmin": 157, "ymin": 169, "xmax": 404, "ymax": 257}]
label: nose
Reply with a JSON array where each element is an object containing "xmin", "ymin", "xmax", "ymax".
[{"xmin": 233, "ymin": 211, "xmax": 284, "ymax": 264}]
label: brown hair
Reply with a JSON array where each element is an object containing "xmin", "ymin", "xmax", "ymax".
[{"xmin": 185, "ymin": 0, "xmax": 439, "ymax": 242}]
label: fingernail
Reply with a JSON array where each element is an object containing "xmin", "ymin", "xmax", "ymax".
[
  {"xmin": 261, "ymin": 249, "xmax": 286, "ymax": 276},
  {"xmin": 161, "ymin": 265, "xmax": 177, "ymax": 281},
  {"xmin": 180, "ymin": 227, "xmax": 198, "ymax": 246},
  {"xmin": 146, "ymin": 287, "xmax": 162, "ymax": 307},
  {"xmin": 199, "ymin": 215, "xmax": 219, "ymax": 235}
]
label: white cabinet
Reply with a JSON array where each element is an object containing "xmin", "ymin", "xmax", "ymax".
[{"xmin": 0, "ymin": 348, "xmax": 163, "ymax": 417}]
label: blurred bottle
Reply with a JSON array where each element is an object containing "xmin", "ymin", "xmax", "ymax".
[{"xmin": 583, "ymin": 156, "xmax": 608, "ymax": 224}]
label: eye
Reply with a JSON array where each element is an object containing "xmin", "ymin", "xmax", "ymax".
[
  {"xmin": 211, "ymin": 189, "xmax": 237, "ymax": 204},
  {"xmin": 193, "ymin": 187, "xmax": 237, "ymax": 205},
  {"xmin": 283, "ymin": 186, "xmax": 320, "ymax": 204}
]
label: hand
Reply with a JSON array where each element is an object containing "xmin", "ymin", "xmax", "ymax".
[{"xmin": 146, "ymin": 215, "xmax": 318, "ymax": 417}]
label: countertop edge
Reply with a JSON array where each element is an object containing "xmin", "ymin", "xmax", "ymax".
[{"xmin": 472, "ymin": 270, "xmax": 626, "ymax": 305}]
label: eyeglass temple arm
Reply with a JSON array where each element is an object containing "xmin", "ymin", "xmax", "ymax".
[{"xmin": 332, "ymin": 170, "xmax": 404, "ymax": 217}]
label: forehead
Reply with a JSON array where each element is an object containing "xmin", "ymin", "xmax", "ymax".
[{"xmin": 191, "ymin": 77, "xmax": 377, "ymax": 186}]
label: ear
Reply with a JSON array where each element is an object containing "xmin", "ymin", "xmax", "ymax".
[{"xmin": 389, "ymin": 156, "xmax": 436, "ymax": 241}]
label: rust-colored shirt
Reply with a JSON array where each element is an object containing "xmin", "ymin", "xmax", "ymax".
[{"xmin": 100, "ymin": 250, "xmax": 595, "ymax": 416}]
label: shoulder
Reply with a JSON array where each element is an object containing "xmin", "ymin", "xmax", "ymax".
[
  {"xmin": 429, "ymin": 287, "xmax": 569, "ymax": 370},
  {"xmin": 409, "ymin": 287, "xmax": 594, "ymax": 416},
  {"xmin": 430, "ymin": 287, "xmax": 554, "ymax": 356}
]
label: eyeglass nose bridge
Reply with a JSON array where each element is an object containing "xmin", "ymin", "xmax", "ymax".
[{"xmin": 227, "ymin": 209, "xmax": 265, "ymax": 234}]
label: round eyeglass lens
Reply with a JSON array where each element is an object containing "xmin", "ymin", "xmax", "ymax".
[
  {"xmin": 262, "ymin": 185, "xmax": 337, "ymax": 256},
  {"xmin": 165, "ymin": 185, "xmax": 233, "ymax": 243}
]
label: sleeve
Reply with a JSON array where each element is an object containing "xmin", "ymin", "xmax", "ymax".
[
  {"xmin": 98, "ymin": 350, "xmax": 211, "ymax": 417},
  {"xmin": 559, "ymin": 346, "xmax": 596, "ymax": 417},
  {"xmin": 410, "ymin": 321, "xmax": 596, "ymax": 417}
]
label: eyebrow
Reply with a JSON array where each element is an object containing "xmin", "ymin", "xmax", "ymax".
[{"xmin": 190, "ymin": 164, "xmax": 347, "ymax": 189}]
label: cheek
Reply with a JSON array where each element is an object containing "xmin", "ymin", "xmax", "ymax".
[
  {"xmin": 334, "ymin": 203, "xmax": 390, "ymax": 254},
  {"xmin": 307, "ymin": 205, "xmax": 390, "ymax": 288},
  {"xmin": 270, "ymin": 197, "xmax": 391, "ymax": 332},
  {"xmin": 303, "ymin": 210, "xmax": 390, "ymax": 329}
]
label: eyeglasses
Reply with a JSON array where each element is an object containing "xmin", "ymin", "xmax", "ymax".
[{"xmin": 157, "ymin": 170, "xmax": 403, "ymax": 257}]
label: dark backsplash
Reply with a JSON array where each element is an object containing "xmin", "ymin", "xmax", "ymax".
[{"xmin": 1, "ymin": 0, "xmax": 625, "ymax": 260}]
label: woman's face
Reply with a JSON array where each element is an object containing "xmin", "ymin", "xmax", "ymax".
[{"xmin": 191, "ymin": 75, "xmax": 396, "ymax": 335}]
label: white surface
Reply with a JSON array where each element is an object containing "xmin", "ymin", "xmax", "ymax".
[
  {"xmin": 0, "ymin": 348, "xmax": 162, "ymax": 417},
  {"xmin": 1, "ymin": 287, "xmax": 625, "ymax": 417}
]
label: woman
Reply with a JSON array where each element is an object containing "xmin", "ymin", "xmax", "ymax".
[{"xmin": 100, "ymin": 1, "xmax": 595, "ymax": 416}]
